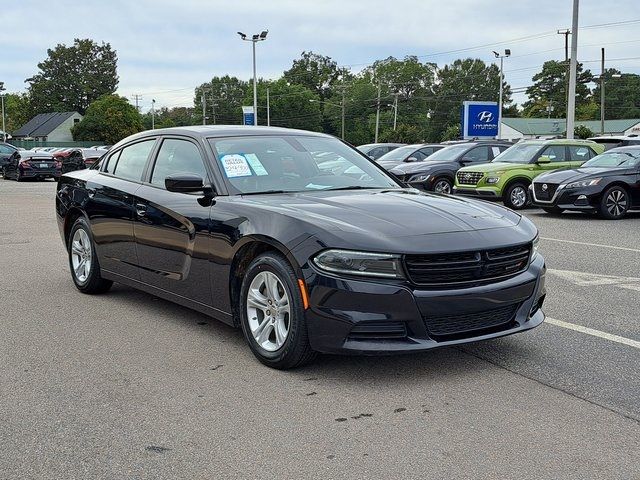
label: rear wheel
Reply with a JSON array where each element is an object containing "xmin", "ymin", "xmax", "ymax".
[
  {"xmin": 240, "ymin": 252, "xmax": 316, "ymax": 369},
  {"xmin": 542, "ymin": 206, "xmax": 564, "ymax": 214},
  {"xmin": 68, "ymin": 217, "xmax": 113, "ymax": 294},
  {"xmin": 504, "ymin": 182, "xmax": 529, "ymax": 210},
  {"xmin": 15, "ymin": 171, "xmax": 22, "ymax": 182},
  {"xmin": 432, "ymin": 177, "xmax": 453, "ymax": 194},
  {"xmin": 598, "ymin": 186, "xmax": 629, "ymax": 220}
]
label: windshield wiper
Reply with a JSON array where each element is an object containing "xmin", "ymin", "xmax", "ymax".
[
  {"xmin": 324, "ymin": 186, "xmax": 382, "ymax": 191},
  {"xmin": 240, "ymin": 190, "xmax": 291, "ymax": 196}
]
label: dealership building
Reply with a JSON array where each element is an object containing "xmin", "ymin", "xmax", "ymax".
[{"xmin": 500, "ymin": 117, "xmax": 640, "ymax": 140}]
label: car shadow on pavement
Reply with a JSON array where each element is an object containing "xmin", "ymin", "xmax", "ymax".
[{"xmin": 526, "ymin": 209, "xmax": 640, "ymax": 221}]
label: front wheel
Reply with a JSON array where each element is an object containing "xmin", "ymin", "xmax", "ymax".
[
  {"xmin": 432, "ymin": 177, "xmax": 453, "ymax": 194},
  {"xmin": 504, "ymin": 183, "xmax": 530, "ymax": 210},
  {"xmin": 240, "ymin": 252, "xmax": 316, "ymax": 369},
  {"xmin": 598, "ymin": 186, "xmax": 629, "ymax": 220},
  {"xmin": 68, "ymin": 217, "xmax": 113, "ymax": 294}
]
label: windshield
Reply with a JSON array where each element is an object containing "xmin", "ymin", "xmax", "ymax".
[
  {"xmin": 582, "ymin": 151, "xmax": 640, "ymax": 168},
  {"xmin": 424, "ymin": 144, "xmax": 471, "ymax": 161},
  {"xmin": 209, "ymin": 135, "xmax": 399, "ymax": 195},
  {"xmin": 492, "ymin": 143, "xmax": 541, "ymax": 163},
  {"xmin": 377, "ymin": 145, "xmax": 421, "ymax": 161}
]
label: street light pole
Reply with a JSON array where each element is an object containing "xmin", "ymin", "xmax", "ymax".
[
  {"xmin": 493, "ymin": 49, "xmax": 511, "ymax": 140},
  {"xmin": 1, "ymin": 94, "xmax": 6, "ymax": 143},
  {"xmin": 374, "ymin": 82, "xmax": 381, "ymax": 143},
  {"xmin": 341, "ymin": 89, "xmax": 345, "ymax": 140},
  {"xmin": 392, "ymin": 93, "xmax": 399, "ymax": 130},
  {"xmin": 151, "ymin": 99, "xmax": 156, "ymax": 129},
  {"xmin": 238, "ymin": 30, "xmax": 268, "ymax": 126},
  {"xmin": 266, "ymin": 87, "xmax": 270, "ymax": 127},
  {"xmin": 566, "ymin": 0, "xmax": 580, "ymax": 139},
  {"xmin": 600, "ymin": 47, "xmax": 605, "ymax": 135}
]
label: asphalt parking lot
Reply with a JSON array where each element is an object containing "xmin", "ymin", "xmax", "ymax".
[{"xmin": 1, "ymin": 180, "xmax": 639, "ymax": 479}]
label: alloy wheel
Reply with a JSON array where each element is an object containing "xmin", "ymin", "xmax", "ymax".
[
  {"xmin": 510, "ymin": 186, "xmax": 527, "ymax": 208},
  {"xmin": 246, "ymin": 271, "xmax": 291, "ymax": 352},
  {"xmin": 434, "ymin": 179, "xmax": 452, "ymax": 194},
  {"xmin": 71, "ymin": 228, "xmax": 92, "ymax": 283},
  {"xmin": 606, "ymin": 189, "xmax": 627, "ymax": 217}
]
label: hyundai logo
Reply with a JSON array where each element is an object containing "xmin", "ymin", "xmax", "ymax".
[
  {"xmin": 542, "ymin": 184, "xmax": 548, "ymax": 191},
  {"xmin": 477, "ymin": 111, "xmax": 494, "ymax": 123}
]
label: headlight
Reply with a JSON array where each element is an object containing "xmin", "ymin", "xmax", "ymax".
[
  {"xmin": 312, "ymin": 249, "xmax": 405, "ymax": 279},
  {"xmin": 531, "ymin": 235, "xmax": 540, "ymax": 262},
  {"xmin": 486, "ymin": 177, "xmax": 500, "ymax": 184},
  {"xmin": 565, "ymin": 178, "xmax": 601, "ymax": 189},
  {"xmin": 408, "ymin": 174, "xmax": 430, "ymax": 182}
]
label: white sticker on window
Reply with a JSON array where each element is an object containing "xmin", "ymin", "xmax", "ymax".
[
  {"xmin": 220, "ymin": 154, "xmax": 252, "ymax": 178},
  {"xmin": 244, "ymin": 153, "xmax": 268, "ymax": 176}
]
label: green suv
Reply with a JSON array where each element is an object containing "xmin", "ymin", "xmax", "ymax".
[{"xmin": 453, "ymin": 139, "xmax": 605, "ymax": 209}]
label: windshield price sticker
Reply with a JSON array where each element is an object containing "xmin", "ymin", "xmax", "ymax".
[
  {"xmin": 220, "ymin": 154, "xmax": 253, "ymax": 178},
  {"xmin": 244, "ymin": 153, "xmax": 269, "ymax": 176}
]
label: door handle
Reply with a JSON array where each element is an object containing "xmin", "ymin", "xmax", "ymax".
[{"xmin": 135, "ymin": 203, "xmax": 147, "ymax": 217}]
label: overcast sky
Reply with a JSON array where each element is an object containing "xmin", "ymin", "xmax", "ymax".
[{"xmin": 2, "ymin": 0, "xmax": 639, "ymax": 111}]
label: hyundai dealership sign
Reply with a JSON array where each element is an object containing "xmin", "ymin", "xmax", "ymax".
[{"xmin": 461, "ymin": 101, "xmax": 499, "ymax": 139}]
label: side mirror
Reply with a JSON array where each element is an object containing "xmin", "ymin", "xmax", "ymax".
[
  {"xmin": 536, "ymin": 155, "xmax": 552, "ymax": 164},
  {"xmin": 406, "ymin": 156, "xmax": 418, "ymax": 162},
  {"xmin": 165, "ymin": 174, "xmax": 213, "ymax": 195}
]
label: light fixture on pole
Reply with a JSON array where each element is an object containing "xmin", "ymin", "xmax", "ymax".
[
  {"xmin": 492, "ymin": 48, "xmax": 511, "ymax": 140},
  {"xmin": 238, "ymin": 30, "xmax": 268, "ymax": 126},
  {"xmin": 151, "ymin": 99, "xmax": 156, "ymax": 130}
]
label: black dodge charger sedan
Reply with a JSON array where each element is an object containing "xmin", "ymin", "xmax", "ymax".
[
  {"xmin": 56, "ymin": 126, "xmax": 546, "ymax": 369},
  {"xmin": 531, "ymin": 146, "xmax": 640, "ymax": 219}
]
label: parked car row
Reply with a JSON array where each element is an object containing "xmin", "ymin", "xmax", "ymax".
[{"xmin": 361, "ymin": 137, "xmax": 639, "ymax": 218}]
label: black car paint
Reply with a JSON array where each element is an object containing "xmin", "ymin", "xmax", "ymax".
[
  {"xmin": 0, "ymin": 142, "xmax": 18, "ymax": 171},
  {"xmin": 56, "ymin": 126, "xmax": 545, "ymax": 355},
  {"xmin": 390, "ymin": 142, "xmax": 510, "ymax": 191},
  {"xmin": 532, "ymin": 147, "xmax": 640, "ymax": 212},
  {"xmin": 3, "ymin": 151, "xmax": 59, "ymax": 180}
]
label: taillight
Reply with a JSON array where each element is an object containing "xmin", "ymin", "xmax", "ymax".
[
  {"xmin": 55, "ymin": 161, "xmax": 62, "ymax": 169},
  {"xmin": 19, "ymin": 160, "xmax": 32, "ymax": 169}
]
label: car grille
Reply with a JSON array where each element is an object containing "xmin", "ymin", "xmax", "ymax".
[
  {"xmin": 456, "ymin": 171, "xmax": 483, "ymax": 185},
  {"xmin": 404, "ymin": 243, "xmax": 532, "ymax": 287},
  {"xmin": 424, "ymin": 303, "xmax": 520, "ymax": 339},
  {"xmin": 533, "ymin": 182, "xmax": 559, "ymax": 201},
  {"xmin": 348, "ymin": 321, "xmax": 407, "ymax": 340}
]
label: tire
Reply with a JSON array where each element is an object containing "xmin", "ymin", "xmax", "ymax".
[
  {"xmin": 68, "ymin": 217, "xmax": 113, "ymax": 294},
  {"xmin": 542, "ymin": 206, "xmax": 564, "ymax": 214},
  {"xmin": 15, "ymin": 171, "xmax": 22, "ymax": 182},
  {"xmin": 432, "ymin": 177, "xmax": 453, "ymax": 194},
  {"xmin": 239, "ymin": 252, "xmax": 316, "ymax": 369},
  {"xmin": 504, "ymin": 182, "xmax": 530, "ymax": 210},
  {"xmin": 598, "ymin": 185, "xmax": 629, "ymax": 220}
]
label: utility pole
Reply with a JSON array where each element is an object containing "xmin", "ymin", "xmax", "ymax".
[
  {"xmin": 374, "ymin": 81, "xmax": 381, "ymax": 143},
  {"xmin": 557, "ymin": 29, "xmax": 570, "ymax": 119},
  {"xmin": 151, "ymin": 99, "xmax": 156, "ymax": 130},
  {"xmin": 132, "ymin": 94, "xmax": 142, "ymax": 112},
  {"xmin": 392, "ymin": 93, "xmax": 399, "ymax": 130},
  {"xmin": 546, "ymin": 100, "xmax": 554, "ymax": 118},
  {"xmin": 600, "ymin": 47, "xmax": 605, "ymax": 135},
  {"xmin": 202, "ymin": 90, "xmax": 206, "ymax": 125},
  {"xmin": 341, "ymin": 88, "xmax": 346, "ymax": 140},
  {"xmin": 1, "ymin": 93, "xmax": 6, "ymax": 143},
  {"xmin": 266, "ymin": 87, "xmax": 270, "ymax": 127},
  {"xmin": 566, "ymin": 0, "xmax": 580, "ymax": 139}
]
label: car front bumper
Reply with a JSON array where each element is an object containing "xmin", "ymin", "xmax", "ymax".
[
  {"xmin": 20, "ymin": 168, "xmax": 60, "ymax": 178},
  {"xmin": 453, "ymin": 186, "xmax": 501, "ymax": 199},
  {"xmin": 531, "ymin": 184, "xmax": 601, "ymax": 211},
  {"xmin": 303, "ymin": 254, "xmax": 546, "ymax": 355}
]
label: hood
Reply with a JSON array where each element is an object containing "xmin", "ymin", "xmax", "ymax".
[
  {"xmin": 232, "ymin": 189, "xmax": 522, "ymax": 239},
  {"xmin": 377, "ymin": 160, "xmax": 404, "ymax": 170},
  {"xmin": 390, "ymin": 161, "xmax": 454, "ymax": 175},
  {"xmin": 460, "ymin": 162, "xmax": 525, "ymax": 173},
  {"xmin": 534, "ymin": 166, "xmax": 635, "ymax": 184}
]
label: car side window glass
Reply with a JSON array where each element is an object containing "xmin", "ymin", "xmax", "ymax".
[
  {"xmin": 112, "ymin": 140, "xmax": 155, "ymax": 181},
  {"xmin": 462, "ymin": 146, "xmax": 489, "ymax": 162},
  {"xmin": 540, "ymin": 145, "xmax": 566, "ymax": 162},
  {"xmin": 568, "ymin": 146, "xmax": 591, "ymax": 161},
  {"xmin": 491, "ymin": 146, "xmax": 502, "ymax": 157},
  {"xmin": 418, "ymin": 148, "xmax": 434, "ymax": 158},
  {"xmin": 368, "ymin": 147, "xmax": 383, "ymax": 158},
  {"xmin": 412, "ymin": 150, "xmax": 427, "ymax": 161},
  {"xmin": 150, "ymin": 139, "xmax": 208, "ymax": 188},
  {"xmin": 0, "ymin": 145, "xmax": 13, "ymax": 154},
  {"xmin": 103, "ymin": 150, "xmax": 121, "ymax": 174}
]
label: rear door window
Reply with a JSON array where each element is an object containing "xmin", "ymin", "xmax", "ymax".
[
  {"xmin": 540, "ymin": 145, "xmax": 567, "ymax": 162},
  {"xmin": 568, "ymin": 146, "xmax": 593, "ymax": 162},
  {"xmin": 462, "ymin": 146, "xmax": 490, "ymax": 163}
]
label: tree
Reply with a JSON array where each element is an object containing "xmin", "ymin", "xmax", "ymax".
[
  {"xmin": 283, "ymin": 51, "xmax": 350, "ymax": 102},
  {"xmin": 2, "ymin": 93, "xmax": 32, "ymax": 133},
  {"xmin": 142, "ymin": 106, "xmax": 197, "ymax": 130},
  {"xmin": 194, "ymin": 76, "xmax": 248, "ymax": 125},
  {"xmin": 72, "ymin": 95, "xmax": 143, "ymax": 144},
  {"xmin": 27, "ymin": 39, "xmax": 118, "ymax": 115},
  {"xmin": 573, "ymin": 125, "xmax": 594, "ymax": 139},
  {"xmin": 247, "ymin": 79, "xmax": 322, "ymax": 131},
  {"xmin": 592, "ymin": 70, "xmax": 640, "ymax": 120},
  {"xmin": 441, "ymin": 124, "xmax": 461, "ymax": 142},
  {"xmin": 522, "ymin": 60, "xmax": 592, "ymax": 118},
  {"xmin": 429, "ymin": 58, "xmax": 513, "ymax": 141}
]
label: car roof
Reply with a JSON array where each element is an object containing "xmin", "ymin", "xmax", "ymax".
[
  {"xmin": 518, "ymin": 138, "xmax": 597, "ymax": 146},
  {"xmin": 588, "ymin": 135, "xmax": 640, "ymax": 141},
  {"xmin": 358, "ymin": 142, "xmax": 406, "ymax": 148},
  {"xmin": 606, "ymin": 146, "xmax": 640, "ymax": 153}
]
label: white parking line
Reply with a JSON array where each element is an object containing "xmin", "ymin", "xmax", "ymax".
[
  {"xmin": 540, "ymin": 237, "xmax": 640, "ymax": 253},
  {"xmin": 545, "ymin": 317, "xmax": 640, "ymax": 350}
]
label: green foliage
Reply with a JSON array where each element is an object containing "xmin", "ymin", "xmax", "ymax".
[
  {"xmin": 2, "ymin": 92, "xmax": 32, "ymax": 133},
  {"xmin": 522, "ymin": 60, "xmax": 592, "ymax": 118},
  {"xmin": 441, "ymin": 124, "xmax": 461, "ymax": 142},
  {"xmin": 592, "ymin": 70, "xmax": 640, "ymax": 120},
  {"xmin": 247, "ymin": 79, "xmax": 322, "ymax": 131},
  {"xmin": 194, "ymin": 76, "xmax": 248, "ymax": 125},
  {"xmin": 72, "ymin": 95, "xmax": 143, "ymax": 144},
  {"xmin": 27, "ymin": 38, "xmax": 118, "ymax": 115},
  {"xmin": 283, "ymin": 51, "xmax": 351, "ymax": 102},
  {"xmin": 429, "ymin": 58, "xmax": 512, "ymax": 142},
  {"xmin": 142, "ymin": 107, "xmax": 197, "ymax": 130},
  {"xmin": 573, "ymin": 125, "xmax": 595, "ymax": 139},
  {"xmin": 378, "ymin": 124, "xmax": 426, "ymax": 143}
]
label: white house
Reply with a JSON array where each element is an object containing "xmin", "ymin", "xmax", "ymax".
[
  {"xmin": 500, "ymin": 117, "xmax": 640, "ymax": 141},
  {"xmin": 12, "ymin": 112, "xmax": 83, "ymax": 142}
]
